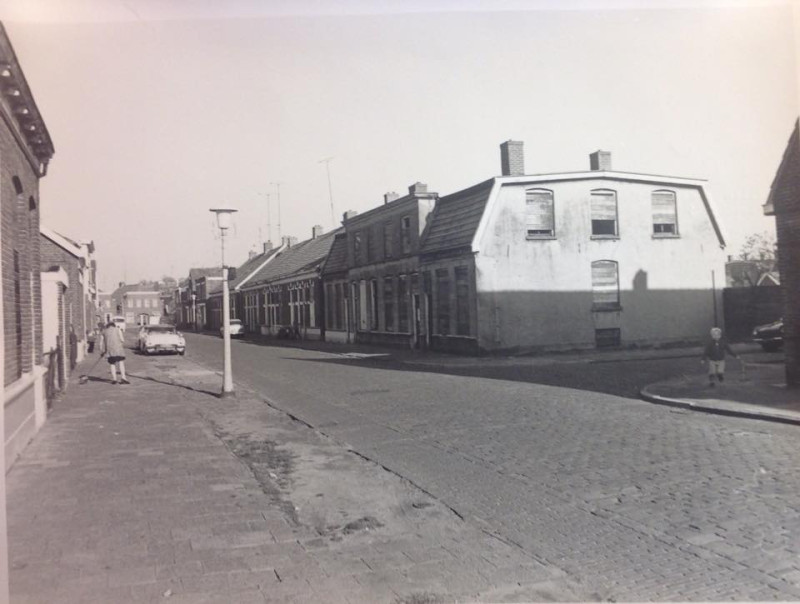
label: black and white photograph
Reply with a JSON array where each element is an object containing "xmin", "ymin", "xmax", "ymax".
[{"xmin": 1, "ymin": 0, "xmax": 799, "ymax": 601}]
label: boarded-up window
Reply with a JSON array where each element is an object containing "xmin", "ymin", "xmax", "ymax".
[
  {"xmin": 652, "ymin": 190, "xmax": 677, "ymax": 235},
  {"xmin": 591, "ymin": 190, "xmax": 618, "ymax": 236},
  {"xmin": 383, "ymin": 277, "xmax": 394, "ymax": 332},
  {"xmin": 455, "ymin": 266, "xmax": 470, "ymax": 336},
  {"xmin": 591, "ymin": 260, "xmax": 620, "ymax": 309},
  {"xmin": 526, "ymin": 189, "xmax": 555, "ymax": 237},
  {"xmin": 436, "ymin": 268, "xmax": 450, "ymax": 335},
  {"xmin": 397, "ymin": 275, "xmax": 409, "ymax": 332}
]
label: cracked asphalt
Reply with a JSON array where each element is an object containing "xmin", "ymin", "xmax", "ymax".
[{"xmin": 186, "ymin": 333, "xmax": 800, "ymax": 601}]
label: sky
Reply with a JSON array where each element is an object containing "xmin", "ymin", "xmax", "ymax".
[{"xmin": 1, "ymin": 0, "xmax": 798, "ymax": 291}]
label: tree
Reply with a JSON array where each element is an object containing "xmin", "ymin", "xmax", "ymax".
[{"xmin": 738, "ymin": 231, "xmax": 777, "ymax": 274}]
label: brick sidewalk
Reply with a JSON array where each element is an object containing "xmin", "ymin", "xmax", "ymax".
[{"xmin": 6, "ymin": 347, "xmax": 577, "ymax": 603}]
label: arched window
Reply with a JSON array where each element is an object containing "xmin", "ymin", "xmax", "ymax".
[
  {"xmin": 525, "ymin": 188, "xmax": 555, "ymax": 238},
  {"xmin": 652, "ymin": 190, "xmax": 678, "ymax": 236},
  {"xmin": 590, "ymin": 189, "xmax": 618, "ymax": 237},
  {"xmin": 591, "ymin": 260, "xmax": 620, "ymax": 310}
]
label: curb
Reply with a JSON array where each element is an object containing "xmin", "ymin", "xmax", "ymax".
[{"xmin": 639, "ymin": 387, "xmax": 800, "ymax": 427}]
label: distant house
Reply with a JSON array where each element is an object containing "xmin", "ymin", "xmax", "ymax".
[
  {"xmin": 110, "ymin": 283, "xmax": 163, "ymax": 326},
  {"xmin": 320, "ymin": 231, "xmax": 351, "ymax": 343},
  {"xmin": 763, "ymin": 118, "xmax": 800, "ymax": 387},
  {"xmin": 195, "ymin": 274, "xmax": 223, "ymax": 330},
  {"xmin": 178, "ymin": 267, "xmax": 222, "ymax": 330},
  {"xmin": 416, "ymin": 144, "xmax": 727, "ymax": 354},
  {"xmin": 725, "ymin": 259, "xmax": 761, "ymax": 288},
  {"xmin": 1, "ymin": 23, "xmax": 56, "ymax": 478},
  {"xmin": 756, "ymin": 271, "xmax": 780, "ymax": 287},
  {"xmin": 241, "ymin": 227, "xmax": 341, "ymax": 339}
]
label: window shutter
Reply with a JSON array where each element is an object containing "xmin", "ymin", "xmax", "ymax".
[
  {"xmin": 652, "ymin": 192, "xmax": 676, "ymax": 223},
  {"xmin": 591, "ymin": 192, "xmax": 617, "ymax": 220},
  {"xmin": 526, "ymin": 190, "xmax": 554, "ymax": 232}
]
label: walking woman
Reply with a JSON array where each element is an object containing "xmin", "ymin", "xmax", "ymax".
[{"xmin": 100, "ymin": 321, "xmax": 130, "ymax": 385}]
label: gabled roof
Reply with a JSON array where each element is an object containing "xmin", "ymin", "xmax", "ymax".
[
  {"xmin": 229, "ymin": 246, "xmax": 282, "ymax": 291},
  {"xmin": 40, "ymin": 224, "xmax": 83, "ymax": 259},
  {"xmin": 420, "ymin": 179, "xmax": 495, "ymax": 256},
  {"xmin": 205, "ymin": 279, "xmax": 224, "ymax": 296},
  {"xmin": 757, "ymin": 271, "xmax": 780, "ymax": 286},
  {"xmin": 764, "ymin": 118, "xmax": 800, "ymax": 216},
  {"xmin": 321, "ymin": 232, "xmax": 348, "ymax": 276},
  {"xmin": 110, "ymin": 283, "xmax": 161, "ymax": 299},
  {"xmin": 245, "ymin": 228, "xmax": 343, "ymax": 288}
]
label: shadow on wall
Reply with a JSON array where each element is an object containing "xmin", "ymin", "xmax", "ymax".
[{"xmin": 475, "ymin": 286, "xmax": 720, "ymax": 354}]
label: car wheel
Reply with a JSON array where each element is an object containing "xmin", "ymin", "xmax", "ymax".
[{"xmin": 179, "ymin": 351, "xmax": 185, "ymax": 356}]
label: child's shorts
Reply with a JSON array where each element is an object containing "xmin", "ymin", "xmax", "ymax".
[
  {"xmin": 107, "ymin": 356, "xmax": 126, "ymax": 364},
  {"xmin": 708, "ymin": 360, "xmax": 725, "ymax": 375}
]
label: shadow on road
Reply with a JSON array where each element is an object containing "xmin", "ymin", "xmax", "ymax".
[{"xmin": 125, "ymin": 372, "xmax": 220, "ymax": 398}]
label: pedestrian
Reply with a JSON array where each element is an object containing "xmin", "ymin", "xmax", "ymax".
[
  {"xmin": 100, "ymin": 321, "xmax": 130, "ymax": 385},
  {"xmin": 702, "ymin": 326, "xmax": 739, "ymax": 387}
]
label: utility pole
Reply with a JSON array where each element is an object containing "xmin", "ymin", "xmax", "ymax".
[
  {"xmin": 271, "ymin": 182, "xmax": 283, "ymax": 240},
  {"xmin": 260, "ymin": 192, "xmax": 271, "ymax": 244},
  {"xmin": 319, "ymin": 156, "xmax": 335, "ymax": 227}
]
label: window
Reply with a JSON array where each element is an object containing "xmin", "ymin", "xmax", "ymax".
[
  {"xmin": 326, "ymin": 284, "xmax": 335, "ymax": 328},
  {"xmin": 401, "ymin": 216, "xmax": 412, "ymax": 254},
  {"xmin": 455, "ymin": 266, "xmax": 470, "ymax": 336},
  {"xmin": 397, "ymin": 275, "xmax": 409, "ymax": 332},
  {"xmin": 525, "ymin": 189, "xmax": 555, "ymax": 237},
  {"xmin": 357, "ymin": 281, "xmax": 367, "ymax": 330},
  {"xmin": 13, "ymin": 250, "xmax": 22, "ymax": 379},
  {"xmin": 595, "ymin": 328, "xmax": 621, "ymax": 348},
  {"xmin": 354, "ymin": 232, "xmax": 362, "ymax": 264},
  {"xmin": 591, "ymin": 261, "xmax": 620, "ymax": 310},
  {"xmin": 144, "ymin": 299, "xmax": 151, "ymax": 308},
  {"xmin": 383, "ymin": 277, "xmax": 394, "ymax": 331},
  {"xmin": 370, "ymin": 279, "xmax": 379, "ymax": 330},
  {"xmin": 591, "ymin": 189, "xmax": 618, "ymax": 237},
  {"xmin": 383, "ymin": 223, "xmax": 394, "ymax": 258},
  {"xmin": 135, "ymin": 298, "xmax": 142, "ymax": 308},
  {"xmin": 334, "ymin": 283, "xmax": 343, "ymax": 330},
  {"xmin": 366, "ymin": 229, "xmax": 375, "ymax": 263},
  {"xmin": 435, "ymin": 268, "xmax": 450, "ymax": 335},
  {"xmin": 652, "ymin": 190, "xmax": 678, "ymax": 235}
]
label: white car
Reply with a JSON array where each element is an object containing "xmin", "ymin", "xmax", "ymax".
[
  {"xmin": 139, "ymin": 325, "xmax": 186, "ymax": 356},
  {"xmin": 220, "ymin": 319, "xmax": 246, "ymax": 338}
]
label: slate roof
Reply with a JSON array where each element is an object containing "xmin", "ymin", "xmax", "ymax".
[
  {"xmin": 229, "ymin": 246, "xmax": 282, "ymax": 290},
  {"xmin": 420, "ymin": 178, "xmax": 494, "ymax": 256},
  {"xmin": 205, "ymin": 279, "xmax": 224, "ymax": 296},
  {"xmin": 321, "ymin": 233, "xmax": 348, "ymax": 276},
  {"xmin": 246, "ymin": 228, "xmax": 343, "ymax": 288}
]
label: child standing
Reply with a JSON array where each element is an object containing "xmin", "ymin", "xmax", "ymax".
[{"xmin": 702, "ymin": 327, "xmax": 739, "ymax": 387}]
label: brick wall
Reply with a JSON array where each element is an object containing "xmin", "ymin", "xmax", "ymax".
[
  {"xmin": 769, "ymin": 121, "xmax": 800, "ymax": 387},
  {"xmin": 2, "ymin": 124, "xmax": 42, "ymax": 387}
]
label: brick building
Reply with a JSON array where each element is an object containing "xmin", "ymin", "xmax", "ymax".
[
  {"xmin": 110, "ymin": 283, "xmax": 162, "ymax": 327},
  {"xmin": 1, "ymin": 23, "xmax": 55, "ymax": 480},
  {"xmin": 764, "ymin": 118, "xmax": 800, "ymax": 387}
]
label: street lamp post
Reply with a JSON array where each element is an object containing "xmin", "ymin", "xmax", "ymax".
[{"xmin": 210, "ymin": 208, "xmax": 238, "ymax": 398}]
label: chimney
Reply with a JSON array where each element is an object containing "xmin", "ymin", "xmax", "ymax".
[
  {"xmin": 119, "ymin": 281, "xmax": 125, "ymax": 289},
  {"xmin": 589, "ymin": 150, "xmax": 612, "ymax": 171},
  {"xmin": 384, "ymin": 192, "xmax": 399, "ymax": 204},
  {"xmin": 263, "ymin": 241, "xmax": 273, "ymax": 253},
  {"xmin": 312, "ymin": 225, "xmax": 324, "ymax": 239},
  {"xmin": 281, "ymin": 235, "xmax": 299, "ymax": 248},
  {"xmin": 500, "ymin": 140, "xmax": 525, "ymax": 176},
  {"xmin": 408, "ymin": 182, "xmax": 428, "ymax": 195},
  {"xmin": 342, "ymin": 210, "xmax": 358, "ymax": 223},
  {"xmin": 248, "ymin": 249, "xmax": 258, "ymax": 260}
]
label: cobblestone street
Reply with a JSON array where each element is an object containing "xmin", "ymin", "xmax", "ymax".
[{"xmin": 187, "ymin": 334, "xmax": 800, "ymax": 601}]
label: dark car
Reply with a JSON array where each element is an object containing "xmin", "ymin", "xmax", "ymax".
[{"xmin": 753, "ymin": 318, "xmax": 783, "ymax": 352}]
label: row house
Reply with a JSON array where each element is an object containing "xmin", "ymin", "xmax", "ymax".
[
  {"xmin": 195, "ymin": 273, "xmax": 223, "ymax": 330},
  {"xmin": 177, "ymin": 267, "xmax": 222, "ymax": 330},
  {"xmin": 321, "ymin": 184, "xmax": 438, "ymax": 347},
  {"xmin": 320, "ymin": 142, "xmax": 726, "ymax": 355},
  {"xmin": 40, "ymin": 225, "xmax": 97, "ymax": 372},
  {"xmin": 110, "ymin": 283, "xmax": 162, "ymax": 326},
  {"xmin": 1, "ymin": 22, "xmax": 56, "ymax": 481},
  {"xmin": 240, "ymin": 227, "xmax": 340, "ymax": 339},
  {"xmin": 763, "ymin": 118, "xmax": 799, "ymax": 387},
  {"xmin": 205, "ymin": 241, "xmax": 284, "ymax": 331}
]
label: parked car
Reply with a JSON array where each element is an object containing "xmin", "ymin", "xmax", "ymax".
[
  {"xmin": 752, "ymin": 318, "xmax": 783, "ymax": 352},
  {"xmin": 220, "ymin": 319, "xmax": 246, "ymax": 338},
  {"xmin": 113, "ymin": 316, "xmax": 126, "ymax": 333},
  {"xmin": 139, "ymin": 325, "xmax": 185, "ymax": 356}
]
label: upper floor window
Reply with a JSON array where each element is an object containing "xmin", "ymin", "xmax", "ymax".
[
  {"xmin": 591, "ymin": 260, "xmax": 620, "ymax": 310},
  {"xmin": 401, "ymin": 216, "xmax": 412, "ymax": 254},
  {"xmin": 591, "ymin": 189, "xmax": 618, "ymax": 237},
  {"xmin": 652, "ymin": 190, "xmax": 678, "ymax": 236},
  {"xmin": 383, "ymin": 222, "xmax": 394, "ymax": 258},
  {"xmin": 525, "ymin": 189, "xmax": 555, "ymax": 238},
  {"xmin": 353, "ymin": 232, "xmax": 362, "ymax": 263}
]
